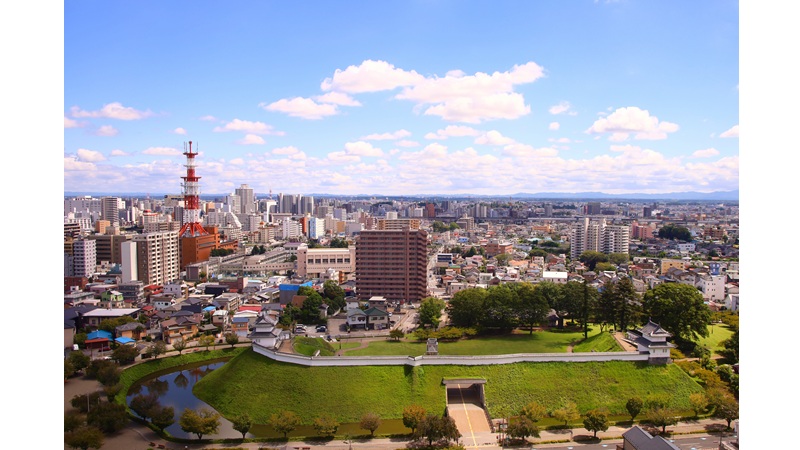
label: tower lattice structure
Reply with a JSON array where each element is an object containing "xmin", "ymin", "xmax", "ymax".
[{"xmin": 178, "ymin": 141, "xmax": 209, "ymax": 237}]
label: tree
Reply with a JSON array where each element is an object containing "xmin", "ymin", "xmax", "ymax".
[
  {"xmin": 419, "ymin": 297, "xmax": 445, "ymax": 328},
  {"xmin": 151, "ymin": 405, "xmax": 175, "ymax": 432},
  {"xmin": 111, "ymin": 344, "xmax": 139, "ymax": 365},
  {"xmin": 626, "ymin": 397, "xmax": 644, "ymax": 421},
  {"xmin": 483, "ymin": 284, "xmax": 520, "ymax": 331},
  {"xmin": 689, "ymin": 392, "xmax": 709, "ymax": 418},
  {"xmin": 68, "ymin": 351, "xmax": 91, "ymax": 373},
  {"xmin": 104, "ymin": 382, "xmax": 122, "ymax": 401},
  {"xmin": 507, "ymin": 416, "xmax": 539, "ymax": 440},
  {"xmin": 720, "ymin": 328, "xmax": 739, "ymax": 362},
  {"xmin": 225, "ymin": 332, "xmax": 240, "ymax": 348},
  {"xmin": 149, "ymin": 340, "xmax": 167, "ymax": 359},
  {"xmin": 130, "ymin": 392, "xmax": 160, "ymax": 421},
  {"xmin": 579, "ymin": 250, "xmax": 608, "ymax": 271},
  {"xmin": 64, "ymin": 425, "xmax": 104, "ymax": 450},
  {"xmin": 312, "ymin": 414, "xmax": 339, "ymax": 437},
  {"xmin": 179, "ymin": 407, "xmax": 221, "ymax": 440},
  {"xmin": 552, "ymin": 401, "xmax": 580, "ymax": 427},
  {"xmin": 608, "ymin": 253, "xmax": 629, "ymax": 265},
  {"xmin": 583, "ymin": 410, "xmax": 609, "ymax": 438},
  {"xmin": 71, "ymin": 392, "xmax": 102, "ymax": 414},
  {"xmin": 87, "ymin": 401, "xmax": 129, "ymax": 433},
  {"xmin": 557, "ymin": 281, "xmax": 586, "ymax": 326},
  {"xmin": 594, "ymin": 262, "xmax": 616, "ymax": 272},
  {"xmin": 94, "ymin": 362, "xmax": 122, "ymax": 386},
  {"xmin": 415, "ymin": 414, "xmax": 460, "ymax": 446},
  {"xmin": 447, "ymin": 288, "xmax": 487, "ymax": 328},
  {"xmin": 270, "ymin": 410, "xmax": 301, "ymax": 438},
  {"xmin": 389, "ymin": 328, "xmax": 405, "ymax": 341},
  {"xmin": 711, "ymin": 392, "xmax": 739, "ymax": 429},
  {"xmin": 521, "ymin": 401, "xmax": 547, "ymax": 423},
  {"xmin": 613, "ymin": 277, "xmax": 640, "ymax": 332},
  {"xmin": 172, "ymin": 338, "xmax": 187, "ymax": 355},
  {"xmin": 513, "ymin": 283, "xmax": 549, "ymax": 334},
  {"xmin": 643, "ymin": 283, "xmax": 711, "ymax": 342},
  {"xmin": 65, "ymin": 358, "xmax": 76, "ymax": 380},
  {"xmin": 658, "ymin": 224, "xmax": 692, "ymax": 241},
  {"xmin": 198, "ymin": 334, "xmax": 216, "ymax": 351},
  {"xmin": 360, "ymin": 412, "xmax": 381, "ymax": 437},
  {"xmin": 596, "ymin": 280, "xmax": 618, "ymax": 332},
  {"xmin": 322, "ymin": 280, "xmax": 346, "ymax": 312},
  {"xmin": 402, "ymin": 405, "xmax": 427, "ymax": 434},
  {"xmin": 645, "ymin": 407, "xmax": 678, "ymax": 434},
  {"xmin": 231, "ymin": 412, "xmax": 253, "ymax": 439},
  {"xmin": 65, "ymin": 410, "xmax": 85, "ymax": 433}
]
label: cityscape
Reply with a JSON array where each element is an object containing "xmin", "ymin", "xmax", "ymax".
[{"xmin": 54, "ymin": 2, "xmax": 753, "ymax": 450}]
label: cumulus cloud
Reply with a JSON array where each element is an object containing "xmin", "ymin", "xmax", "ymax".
[
  {"xmin": 549, "ymin": 101, "xmax": 576, "ymax": 115},
  {"xmin": 475, "ymin": 130, "xmax": 516, "ymax": 146},
  {"xmin": 261, "ymin": 97, "xmax": 339, "ymax": 119},
  {"xmin": 237, "ymin": 134, "xmax": 266, "ymax": 145},
  {"xmin": 70, "ymin": 102, "xmax": 153, "ymax": 120},
  {"xmin": 110, "ymin": 149, "xmax": 129, "ymax": 156},
  {"xmin": 344, "ymin": 141, "xmax": 384, "ymax": 157},
  {"xmin": 199, "ymin": 115, "xmax": 217, "ymax": 121},
  {"xmin": 326, "ymin": 151, "xmax": 361, "ymax": 164},
  {"xmin": 720, "ymin": 124, "xmax": 739, "ymax": 138},
  {"xmin": 360, "ymin": 129, "xmax": 411, "ymax": 140},
  {"xmin": 691, "ymin": 148, "xmax": 720, "ymax": 158},
  {"xmin": 548, "ymin": 137, "xmax": 571, "ymax": 144},
  {"xmin": 64, "ymin": 116, "xmax": 81, "ymax": 128},
  {"xmin": 229, "ymin": 158, "xmax": 245, "ymax": 166},
  {"xmin": 94, "ymin": 125, "xmax": 118, "ymax": 136},
  {"xmin": 549, "ymin": 122, "xmax": 560, "ymax": 131},
  {"xmin": 425, "ymin": 125, "xmax": 481, "ymax": 140},
  {"xmin": 395, "ymin": 140, "xmax": 419, "ymax": 147},
  {"xmin": 586, "ymin": 107, "xmax": 679, "ymax": 140},
  {"xmin": 320, "ymin": 59, "xmax": 425, "ymax": 93},
  {"xmin": 142, "ymin": 147, "xmax": 181, "ymax": 156},
  {"xmin": 320, "ymin": 60, "xmax": 544, "ymax": 123},
  {"xmin": 271, "ymin": 146, "xmax": 306, "ymax": 160},
  {"xmin": 76, "ymin": 148, "xmax": 106, "ymax": 162},
  {"xmin": 173, "ymin": 127, "xmax": 187, "ymax": 135},
  {"xmin": 213, "ymin": 119, "xmax": 283, "ymax": 135},
  {"xmin": 315, "ymin": 92, "xmax": 362, "ymax": 106},
  {"xmin": 64, "ymin": 156, "xmax": 96, "ymax": 171}
]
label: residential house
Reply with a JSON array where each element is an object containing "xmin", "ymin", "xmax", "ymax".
[
  {"xmin": 160, "ymin": 315, "xmax": 200, "ymax": 344},
  {"xmin": 81, "ymin": 308, "xmax": 140, "ymax": 329},
  {"xmin": 115, "ymin": 321, "xmax": 146, "ymax": 341},
  {"xmin": 346, "ymin": 308, "xmax": 367, "ymax": 329},
  {"xmin": 98, "ymin": 290, "xmax": 125, "ymax": 309},
  {"xmin": 364, "ymin": 307, "xmax": 390, "ymax": 330},
  {"xmin": 151, "ymin": 294, "xmax": 177, "ymax": 310},
  {"xmin": 616, "ymin": 425, "xmax": 680, "ymax": 450},
  {"xmin": 231, "ymin": 315, "xmax": 252, "ymax": 337}
]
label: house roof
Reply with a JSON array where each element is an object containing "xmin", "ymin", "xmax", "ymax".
[
  {"xmin": 638, "ymin": 320, "xmax": 672, "ymax": 338},
  {"xmin": 622, "ymin": 426, "xmax": 680, "ymax": 450},
  {"xmin": 115, "ymin": 337, "xmax": 135, "ymax": 344},
  {"xmin": 87, "ymin": 330, "xmax": 113, "ymax": 340},
  {"xmin": 347, "ymin": 309, "xmax": 366, "ymax": 317},
  {"xmin": 364, "ymin": 307, "xmax": 389, "ymax": 317}
]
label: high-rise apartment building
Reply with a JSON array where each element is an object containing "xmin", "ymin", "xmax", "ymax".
[
  {"xmin": 235, "ymin": 184, "xmax": 256, "ymax": 215},
  {"xmin": 133, "ymin": 230, "xmax": 180, "ymax": 285},
  {"xmin": 65, "ymin": 239, "xmax": 97, "ymax": 278},
  {"xmin": 570, "ymin": 218, "xmax": 630, "ymax": 260},
  {"xmin": 101, "ymin": 197, "xmax": 121, "ymax": 226},
  {"xmin": 356, "ymin": 228, "xmax": 428, "ymax": 304}
]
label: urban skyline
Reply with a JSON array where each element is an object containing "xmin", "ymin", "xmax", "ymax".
[{"xmin": 64, "ymin": 2, "xmax": 739, "ymax": 197}]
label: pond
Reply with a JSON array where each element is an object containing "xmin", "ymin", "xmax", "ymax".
[{"xmin": 127, "ymin": 360, "xmax": 411, "ymax": 439}]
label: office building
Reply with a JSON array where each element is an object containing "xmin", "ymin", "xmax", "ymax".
[{"xmin": 133, "ymin": 230, "xmax": 180, "ymax": 285}]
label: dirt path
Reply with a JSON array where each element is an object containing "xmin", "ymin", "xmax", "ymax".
[{"xmin": 613, "ymin": 331, "xmax": 639, "ymax": 352}]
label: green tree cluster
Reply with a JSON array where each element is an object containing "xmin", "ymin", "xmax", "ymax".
[
  {"xmin": 418, "ymin": 297, "xmax": 446, "ymax": 328},
  {"xmin": 642, "ymin": 283, "xmax": 711, "ymax": 343},
  {"xmin": 179, "ymin": 407, "xmax": 221, "ymax": 440},
  {"xmin": 658, "ymin": 224, "xmax": 693, "ymax": 241}
]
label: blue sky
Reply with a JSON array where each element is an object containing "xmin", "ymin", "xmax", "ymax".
[{"xmin": 63, "ymin": 1, "xmax": 739, "ymax": 196}]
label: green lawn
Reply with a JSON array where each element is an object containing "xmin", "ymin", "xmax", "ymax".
[
  {"xmin": 696, "ymin": 323, "xmax": 735, "ymax": 356},
  {"xmin": 294, "ymin": 337, "xmax": 336, "ymax": 356},
  {"xmin": 345, "ymin": 327, "xmax": 603, "ymax": 356},
  {"xmin": 194, "ymin": 347, "xmax": 703, "ymax": 425},
  {"xmin": 572, "ymin": 330, "xmax": 623, "ymax": 353}
]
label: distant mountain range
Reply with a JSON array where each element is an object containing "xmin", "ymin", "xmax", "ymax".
[{"xmin": 65, "ymin": 190, "xmax": 739, "ymax": 202}]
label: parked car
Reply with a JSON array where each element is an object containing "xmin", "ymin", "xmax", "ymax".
[{"xmin": 316, "ymin": 325, "xmax": 327, "ymax": 332}]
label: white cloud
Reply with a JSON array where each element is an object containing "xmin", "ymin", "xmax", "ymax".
[
  {"xmin": 110, "ymin": 149, "xmax": 128, "ymax": 156},
  {"xmin": 344, "ymin": 141, "xmax": 384, "ymax": 157},
  {"xmin": 586, "ymin": 107, "xmax": 679, "ymax": 140},
  {"xmin": 70, "ymin": 102, "xmax": 153, "ymax": 120},
  {"xmin": 272, "ymin": 146, "xmax": 301, "ymax": 155},
  {"xmin": 502, "ymin": 143, "xmax": 559, "ymax": 158},
  {"xmin": 94, "ymin": 125, "xmax": 119, "ymax": 136},
  {"xmin": 549, "ymin": 122, "xmax": 560, "ymax": 131},
  {"xmin": 549, "ymin": 101, "xmax": 576, "ymax": 115},
  {"xmin": 395, "ymin": 140, "xmax": 419, "ymax": 148},
  {"xmin": 548, "ymin": 137, "xmax": 572, "ymax": 144},
  {"xmin": 143, "ymin": 147, "xmax": 181, "ymax": 156},
  {"xmin": 720, "ymin": 124, "xmax": 739, "ymax": 138},
  {"xmin": 691, "ymin": 148, "xmax": 720, "ymax": 158},
  {"xmin": 360, "ymin": 129, "xmax": 411, "ymax": 140},
  {"xmin": 425, "ymin": 125, "xmax": 481, "ymax": 140},
  {"xmin": 199, "ymin": 115, "xmax": 217, "ymax": 121},
  {"xmin": 64, "ymin": 156, "xmax": 96, "ymax": 171},
  {"xmin": 213, "ymin": 119, "xmax": 283, "ymax": 135},
  {"xmin": 173, "ymin": 127, "xmax": 187, "ymax": 135},
  {"xmin": 64, "ymin": 116, "xmax": 81, "ymax": 128},
  {"xmin": 237, "ymin": 134, "xmax": 266, "ymax": 145},
  {"xmin": 475, "ymin": 130, "xmax": 516, "ymax": 146},
  {"xmin": 229, "ymin": 158, "xmax": 245, "ymax": 166},
  {"xmin": 314, "ymin": 92, "xmax": 362, "ymax": 106},
  {"xmin": 326, "ymin": 151, "xmax": 361, "ymax": 164},
  {"xmin": 260, "ymin": 97, "xmax": 339, "ymax": 119},
  {"xmin": 77, "ymin": 148, "xmax": 106, "ymax": 162},
  {"xmin": 320, "ymin": 59, "xmax": 424, "ymax": 93}
]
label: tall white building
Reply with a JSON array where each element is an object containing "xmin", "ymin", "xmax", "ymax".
[
  {"xmin": 235, "ymin": 184, "xmax": 256, "ymax": 215},
  {"xmin": 281, "ymin": 217, "xmax": 302, "ymax": 239},
  {"xmin": 570, "ymin": 218, "xmax": 630, "ymax": 260},
  {"xmin": 133, "ymin": 230, "xmax": 180, "ymax": 285},
  {"xmin": 308, "ymin": 216, "xmax": 325, "ymax": 239},
  {"xmin": 66, "ymin": 239, "xmax": 97, "ymax": 278},
  {"xmin": 101, "ymin": 197, "xmax": 121, "ymax": 226}
]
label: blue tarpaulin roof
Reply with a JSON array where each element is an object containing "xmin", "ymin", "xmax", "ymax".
[
  {"xmin": 115, "ymin": 337, "xmax": 135, "ymax": 344},
  {"xmin": 203, "ymin": 306, "xmax": 217, "ymax": 312},
  {"xmin": 87, "ymin": 330, "xmax": 112, "ymax": 340}
]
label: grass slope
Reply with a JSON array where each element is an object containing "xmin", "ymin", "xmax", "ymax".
[
  {"xmin": 696, "ymin": 324, "xmax": 735, "ymax": 356},
  {"xmin": 572, "ymin": 331, "xmax": 623, "ymax": 353},
  {"xmin": 194, "ymin": 348, "xmax": 703, "ymax": 425}
]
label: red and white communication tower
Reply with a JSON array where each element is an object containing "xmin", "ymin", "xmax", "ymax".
[{"xmin": 178, "ymin": 141, "xmax": 209, "ymax": 237}]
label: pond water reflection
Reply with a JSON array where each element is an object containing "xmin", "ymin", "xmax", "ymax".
[{"xmin": 127, "ymin": 360, "xmax": 410, "ymax": 439}]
